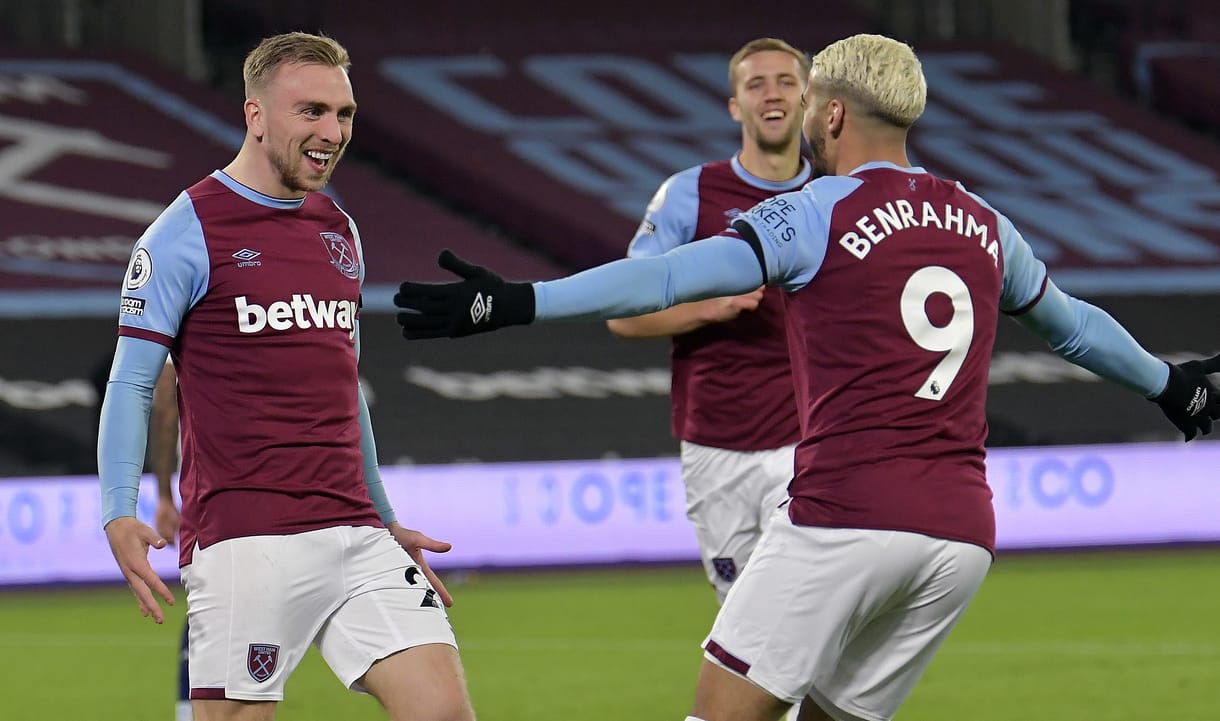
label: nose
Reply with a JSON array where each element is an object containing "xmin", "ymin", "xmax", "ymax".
[{"xmin": 317, "ymin": 112, "xmax": 343, "ymax": 145}]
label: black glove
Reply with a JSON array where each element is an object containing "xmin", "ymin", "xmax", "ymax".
[
  {"xmin": 394, "ymin": 250, "xmax": 535, "ymax": 339},
  {"xmin": 1154, "ymin": 353, "xmax": 1220, "ymax": 441}
]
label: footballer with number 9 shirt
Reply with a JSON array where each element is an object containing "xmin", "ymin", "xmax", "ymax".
[
  {"xmin": 98, "ymin": 32, "xmax": 475, "ymax": 721},
  {"xmin": 394, "ymin": 33, "xmax": 1220, "ymax": 721}
]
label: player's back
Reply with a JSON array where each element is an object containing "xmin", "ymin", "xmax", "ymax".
[{"xmin": 784, "ymin": 166, "xmax": 1003, "ymax": 552}]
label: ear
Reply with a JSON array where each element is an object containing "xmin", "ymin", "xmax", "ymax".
[
  {"xmin": 245, "ymin": 98, "xmax": 264, "ymax": 141},
  {"xmin": 827, "ymin": 99, "xmax": 845, "ymax": 139},
  {"xmin": 728, "ymin": 96, "xmax": 742, "ymax": 123}
]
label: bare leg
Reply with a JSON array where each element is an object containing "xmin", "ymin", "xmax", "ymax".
[
  {"xmin": 191, "ymin": 700, "xmax": 276, "ymax": 721},
  {"xmin": 690, "ymin": 659, "xmax": 790, "ymax": 721},
  {"xmin": 796, "ymin": 696, "xmax": 835, "ymax": 721},
  {"xmin": 360, "ymin": 643, "xmax": 475, "ymax": 721}
]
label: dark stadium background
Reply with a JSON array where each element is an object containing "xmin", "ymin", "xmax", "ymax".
[
  {"xmin": 1, "ymin": 0, "xmax": 1217, "ymax": 475},
  {"xmin": 1, "ymin": 3, "xmax": 1219, "ymax": 721}
]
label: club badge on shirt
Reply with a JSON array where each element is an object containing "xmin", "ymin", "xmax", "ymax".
[{"xmin": 320, "ymin": 232, "xmax": 359, "ymax": 279}]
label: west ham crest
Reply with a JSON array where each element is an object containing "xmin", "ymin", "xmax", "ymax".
[
  {"xmin": 712, "ymin": 557, "xmax": 738, "ymax": 583},
  {"xmin": 320, "ymin": 231, "xmax": 360, "ymax": 279},
  {"xmin": 247, "ymin": 644, "xmax": 280, "ymax": 683}
]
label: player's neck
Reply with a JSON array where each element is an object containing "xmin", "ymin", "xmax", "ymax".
[
  {"xmin": 834, "ymin": 132, "xmax": 910, "ymax": 175},
  {"xmin": 737, "ymin": 144, "xmax": 802, "ymax": 182},
  {"xmin": 223, "ymin": 144, "xmax": 306, "ymax": 200}
]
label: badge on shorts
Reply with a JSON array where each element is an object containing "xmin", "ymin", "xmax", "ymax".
[
  {"xmin": 712, "ymin": 557, "xmax": 738, "ymax": 583},
  {"xmin": 247, "ymin": 644, "xmax": 280, "ymax": 683}
]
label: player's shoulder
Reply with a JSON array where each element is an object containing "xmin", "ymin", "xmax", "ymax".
[
  {"xmin": 305, "ymin": 189, "xmax": 344, "ymax": 212},
  {"xmin": 948, "ymin": 177, "xmax": 1001, "ymax": 215},
  {"xmin": 665, "ymin": 163, "xmax": 706, "ymax": 193},
  {"xmin": 183, "ymin": 173, "xmax": 238, "ymax": 210},
  {"xmin": 143, "ymin": 190, "xmax": 202, "ymax": 245},
  {"xmin": 698, "ymin": 158, "xmax": 734, "ymax": 177},
  {"xmin": 642, "ymin": 164, "xmax": 703, "ymax": 218},
  {"xmin": 796, "ymin": 174, "xmax": 865, "ymax": 212}
]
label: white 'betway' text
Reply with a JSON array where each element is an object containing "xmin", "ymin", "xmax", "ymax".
[{"xmin": 235, "ymin": 294, "xmax": 357, "ymax": 333}]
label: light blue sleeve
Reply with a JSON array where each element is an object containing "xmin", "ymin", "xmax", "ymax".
[
  {"xmin": 731, "ymin": 176, "xmax": 863, "ymax": 292},
  {"xmin": 118, "ymin": 192, "xmax": 210, "ymax": 339},
  {"xmin": 533, "ymin": 176, "xmax": 864, "ymax": 320},
  {"xmin": 98, "ymin": 336, "xmax": 170, "ymax": 525},
  {"xmin": 345, "ymin": 208, "xmax": 395, "ymax": 524},
  {"xmin": 356, "ymin": 379, "xmax": 395, "ymax": 525},
  {"xmin": 534, "ymin": 235, "xmax": 764, "ymax": 321},
  {"xmin": 974, "ymin": 193, "xmax": 1051, "ymax": 315},
  {"xmin": 972, "ymin": 190, "xmax": 1170, "ymax": 398},
  {"xmin": 626, "ymin": 167, "xmax": 701, "ymax": 257},
  {"xmin": 100, "ymin": 194, "xmax": 207, "ymax": 525},
  {"xmin": 1010, "ymin": 279, "xmax": 1168, "ymax": 397}
]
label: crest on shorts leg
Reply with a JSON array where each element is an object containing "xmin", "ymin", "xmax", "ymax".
[
  {"xmin": 247, "ymin": 644, "xmax": 280, "ymax": 683},
  {"xmin": 712, "ymin": 557, "xmax": 738, "ymax": 583}
]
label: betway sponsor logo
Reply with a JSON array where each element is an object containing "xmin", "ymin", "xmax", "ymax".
[{"xmin": 235, "ymin": 294, "xmax": 357, "ymax": 334}]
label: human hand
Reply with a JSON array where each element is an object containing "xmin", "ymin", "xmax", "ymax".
[
  {"xmin": 387, "ymin": 522, "xmax": 455, "ymax": 607},
  {"xmin": 395, "ymin": 250, "xmax": 535, "ymax": 339},
  {"xmin": 104, "ymin": 516, "xmax": 175, "ymax": 623},
  {"xmin": 1155, "ymin": 354, "xmax": 1220, "ymax": 441},
  {"xmin": 153, "ymin": 497, "xmax": 181, "ymax": 546},
  {"xmin": 701, "ymin": 287, "xmax": 765, "ymax": 324}
]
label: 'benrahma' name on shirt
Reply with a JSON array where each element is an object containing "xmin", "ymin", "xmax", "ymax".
[{"xmin": 839, "ymin": 199, "xmax": 1000, "ymax": 267}]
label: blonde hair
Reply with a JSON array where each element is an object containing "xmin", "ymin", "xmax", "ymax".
[
  {"xmin": 728, "ymin": 37, "xmax": 811, "ymax": 91},
  {"xmin": 243, "ymin": 32, "xmax": 351, "ymax": 98},
  {"xmin": 810, "ymin": 34, "xmax": 926, "ymax": 128}
]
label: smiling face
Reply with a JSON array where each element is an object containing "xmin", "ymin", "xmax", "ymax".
[
  {"xmin": 249, "ymin": 61, "xmax": 355, "ymax": 197},
  {"xmin": 729, "ymin": 49, "xmax": 805, "ymax": 156}
]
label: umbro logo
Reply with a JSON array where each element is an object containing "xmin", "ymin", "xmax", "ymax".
[
  {"xmin": 470, "ymin": 292, "xmax": 492, "ymax": 324},
  {"xmin": 1188, "ymin": 388, "xmax": 1207, "ymax": 416},
  {"xmin": 233, "ymin": 248, "xmax": 262, "ymax": 268}
]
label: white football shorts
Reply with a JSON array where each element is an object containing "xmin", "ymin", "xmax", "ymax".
[
  {"xmin": 703, "ymin": 509, "xmax": 992, "ymax": 721},
  {"xmin": 181, "ymin": 525, "xmax": 456, "ymax": 701},
  {"xmin": 680, "ymin": 440, "xmax": 795, "ymax": 603}
]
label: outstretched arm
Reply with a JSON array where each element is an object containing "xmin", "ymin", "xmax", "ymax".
[
  {"xmin": 605, "ymin": 289, "xmax": 766, "ymax": 339},
  {"xmin": 535, "ymin": 236, "xmax": 764, "ymax": 321},
  {"xmin": 1013, "ymin": 279, "xmax": 1220, "ymax": 440},
  {"xmin": 1013, "ymin": 280, "xmax": 1168, "ymax": 396},
  {"xmin": 989, "ymin": 197, "xmax": 1220, "ymax": 441},
  {"xmin": 396, "ymin": 236, "xmax": 765, "ymax": 339}
]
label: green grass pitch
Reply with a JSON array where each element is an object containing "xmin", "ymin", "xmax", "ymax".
[{"xmin": 1, "ymin": 548, "xmax": 1217, "ymax": 720}]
